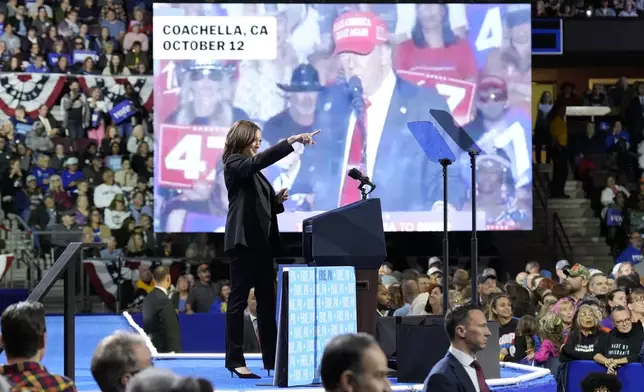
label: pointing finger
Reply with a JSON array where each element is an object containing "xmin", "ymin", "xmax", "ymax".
[{"xmin": 311, "ymin": 130, "xmax": 321, "ymax": 136}]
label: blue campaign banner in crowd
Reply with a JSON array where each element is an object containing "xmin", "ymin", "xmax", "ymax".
[
  {"xmin": 109, "ymin": 99, "xmax": 136, "ymax": 124},
  {"xmin": 606, "ymin": 208, "xmax": 623, "ymax": 227},
  {"xmin": 91, "ymin": 110, "xmax": 101, "ymax": 128},
  {"xmin": 72, "ymin": 50, "xmax": 98, "ymax": 64},
  {"xmin": 14, "ymin": 122, "xmax": 32, "ymax": 135},
  {"xmin": 276, "ymin": 266, "xmax": 357, "ymax": 387},
  {"xmin": 47, "ymin": 53, "xmax": 72, "ymax": 68}
]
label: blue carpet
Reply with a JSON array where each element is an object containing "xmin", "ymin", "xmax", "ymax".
[{"xmin": 1, "ymin": 316, "xmax": 556, "ymax": 392}]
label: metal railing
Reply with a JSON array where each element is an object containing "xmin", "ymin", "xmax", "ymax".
[
  {"xmin": 532, "ymin": 167, "xmax": 550, "ymax": 243},
  {"xmin": 0, "ymin": 242, "xmax": 104, "ymax": 380},
  {"xmin": 552, "ymin": 212, "xmax": 575, "ymax": 264},
  {"xmin": 3, "ymin": 214, "xmax": 40, "ymax": 290},
  {"xmin": 532, "ymin": 166, "xmax": 576, "ymax": 264}
]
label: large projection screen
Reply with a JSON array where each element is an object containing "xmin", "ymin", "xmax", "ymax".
[{"xmin": 153, "ymin": 3, "xmax": 532, "ymax": 233}]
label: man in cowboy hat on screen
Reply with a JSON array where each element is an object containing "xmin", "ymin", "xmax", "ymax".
[
  {"xmin": 263, "ymin": 63, "xmax": 325, "ymax": 143},
  {"xmin": 262, "ymin": 63, "xmax": 325, "ymax": 211}
]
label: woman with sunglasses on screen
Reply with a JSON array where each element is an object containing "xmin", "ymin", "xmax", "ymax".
[
  {"xmin": 222, "ymin": 120, "xmax": 320, "ymax": 379},
  {"xmin": 166, "ymin": 59, "xmax": 249, "ymax": 126}
]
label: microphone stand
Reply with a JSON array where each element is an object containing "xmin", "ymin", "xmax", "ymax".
[
  {"xmin": 469, "ymin": 149, "xmax": 480, "ymax": 306},
  {"xmin": 439, "ymin": 158, "xmax": 452, "ymax": 316},
  {"xmin": 358, "ymin": 181, "xmax": 375, "ymax": 201},
  {"xmin": 115, "ymin": 254, "xmax": 124, "ymax": 314}
]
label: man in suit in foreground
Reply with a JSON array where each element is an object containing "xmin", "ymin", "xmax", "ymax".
[
  {"xmin": 142, "ymin": 266, "xmax": 182, "ymax": 353},
  {"xmin": 424, "ymin": 304, "xmax": 491, "ymax": 392}
]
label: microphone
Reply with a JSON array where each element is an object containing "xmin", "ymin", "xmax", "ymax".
[
  {"xmin": 347, "ymin": 76, "xmax": 366, "ymax": 135},
  {"xmin": 347, "ymin": 76, "xmax": 364, "ymax": 112},
  {"xmin": 348, "ymin": 168, "xmax": 375, "ymax": 190}
]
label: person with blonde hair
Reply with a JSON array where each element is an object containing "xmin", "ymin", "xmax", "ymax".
[{"xmin": 126, "ymin": 124, "xmax": 153, "ymax": 155}]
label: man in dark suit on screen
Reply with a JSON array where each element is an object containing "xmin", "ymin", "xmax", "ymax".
[
  {"xmin": 423, "ymin": 305, "xmax": 491, "ymax": 392},
  {"xmin": 297, "ymin": 11, "xmax": 467, "ymax": 212},
  {"xmin": 142, "ymin": 266, "xmax": 182, "ymax": 353}
]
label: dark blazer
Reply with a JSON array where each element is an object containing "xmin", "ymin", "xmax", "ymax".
[
  {"xmin": 242, "ymin": 314, "xmax": 261, "ymax": 353},
  {"xmin": 223, "ymin": 139, "xmax": 295, "ymax": 254},
  {"xmin": 142, "ymin": 288, "xmax": 182, "ymax": 353},
  {"xmin": 297, "ymin": 76, "xmax": 466, "ymax": 211},
  {"xmin": 423, "ymin": 353, "xmax": 476, "ymax": 392}
]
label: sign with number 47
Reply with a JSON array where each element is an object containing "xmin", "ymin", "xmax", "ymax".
[{"xmin": 158, "ymin": 124, "xmax": 228, "ymax": 188}]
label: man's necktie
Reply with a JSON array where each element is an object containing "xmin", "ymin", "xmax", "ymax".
[
  {"xmin": 470, "ymin": 360, "xmax": 490, "ymax": 392},
  {"xmin": 339, "ymin": 98, "xmax": 371, "ymax": 206}
]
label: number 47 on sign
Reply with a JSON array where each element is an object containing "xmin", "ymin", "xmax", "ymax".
[{"xmin": 159, "ymin": 125, "xmax": 228, "ymax": 188}]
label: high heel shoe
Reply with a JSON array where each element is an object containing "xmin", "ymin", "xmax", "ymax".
[{"xmin": 228, "ymin": 367, "xmax": 261, "ymax": 379}]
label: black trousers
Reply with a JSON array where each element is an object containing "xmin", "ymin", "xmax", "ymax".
[
  {"xmin": 550, "ymin": 145, "xmax": 568, "ymax": 196},
  {"xmin": 225, "ymin": 246, "xmax": 277, "ymax": 370}
]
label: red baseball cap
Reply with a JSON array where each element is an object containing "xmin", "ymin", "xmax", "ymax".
[
  {"xmin": 332, "ymin": 11, "xmax": 389, "ymax": 55},
  {"xmin": 478, "ymin": 75, "xmax": 508, "ymax": 93}
]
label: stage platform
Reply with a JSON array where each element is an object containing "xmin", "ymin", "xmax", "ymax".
[{"xmin": 1, "ymin": 316, "xmax": 556, "ymax": 392}]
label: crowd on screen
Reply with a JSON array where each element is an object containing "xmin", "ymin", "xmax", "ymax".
[
  {"xmin": 534, "ymin": 78, "xmax": 644, "ymax": 262},
  {"xmin": 0, "ymin": 0, "xmax": 151, "ymax": 75},
  {"xmin": 534, "ymin": 0, "xmax": 644, "ymax": 17}
]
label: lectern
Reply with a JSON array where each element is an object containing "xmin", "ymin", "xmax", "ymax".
[{"xmin": 302, "ymin": 198, "xmax": 386, "ymax": 336}]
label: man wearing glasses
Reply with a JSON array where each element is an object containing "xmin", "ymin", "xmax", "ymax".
[{"xmin": 91, "ymin": 331, "xmax": 153, "ymax": 392}]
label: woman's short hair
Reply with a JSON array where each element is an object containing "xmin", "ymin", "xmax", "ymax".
[{"xmin": 222, "ymin": 120, "xmax": 260, "ymax": 163}]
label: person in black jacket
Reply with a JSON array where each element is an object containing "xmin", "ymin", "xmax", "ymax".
[
  {"xmin": 561, "ymin": 304, "xmax": 605, "ymax": 362},
  {"xmin": 593, "ymin": 306, "xmax": 644, "ymax": 374},
  {"xmin": 142, "ymin": 266, "xmax": 182, "ymax": 353},
  {"xmin": 222, "ymin": 120, "xmax": 319, "ymax": 378}
]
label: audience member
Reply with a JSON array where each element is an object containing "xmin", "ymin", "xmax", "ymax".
[
  {"xmin": 125, "ymin": 368, "xmax": 180, "ymax": 392},
  {"xmin": 142, "ymin": 266, "xmax": 182, "ymax": 353},
  {"xmin": 0, "ymin": 301, "xmax": 76, "ymax": 391},
  {"xmin": 320, "ymin": 333, "xmax": 391, "ymax": 392},
  {"xmin": 91, "ymin": 331, "xmax": 152, "ymax": 392},
  {"xmin": 186, "ymin": 264, "xmax": 220, "ymax": 314},
  {"xmin": 424, "ymin": 304, "xmax": 491, "ymax": 392},
  {"xmin": 581, "ymin": 372, "xmax": 622, "ymax": 392}
]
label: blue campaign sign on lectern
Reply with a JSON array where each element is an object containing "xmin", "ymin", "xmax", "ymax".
[
  {"xmin": 285, "ymin": 267, "xmax": 316, "ymax": 385},
  {"xmin": 314, "ymin": 266, "xmax": 357, "ymax": 382},
  {"xmin": 274, "ymin": 266, "xmax": 357, "ymax": 387}
]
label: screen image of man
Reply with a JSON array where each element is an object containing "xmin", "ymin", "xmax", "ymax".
[
  {"xmin": 297, "ymin": 11, "xmax": 464, "ymax": 212},
  {"xmin": 142, "ymin": 266, "xmax": 182, "ymax": 353}
]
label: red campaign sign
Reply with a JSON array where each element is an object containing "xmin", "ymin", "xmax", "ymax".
[
  {"xmin": 396, "ymin": 70, "xmax": 476, "ymax": 125},
  {"xmin": 157, "ymin": 124, "xmax": 228, "ymax": 188}
]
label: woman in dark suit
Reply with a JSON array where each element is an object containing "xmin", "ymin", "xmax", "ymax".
[{"xmin": 222, "ymin": 120, "xmax": 319, "ymax": 378}]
